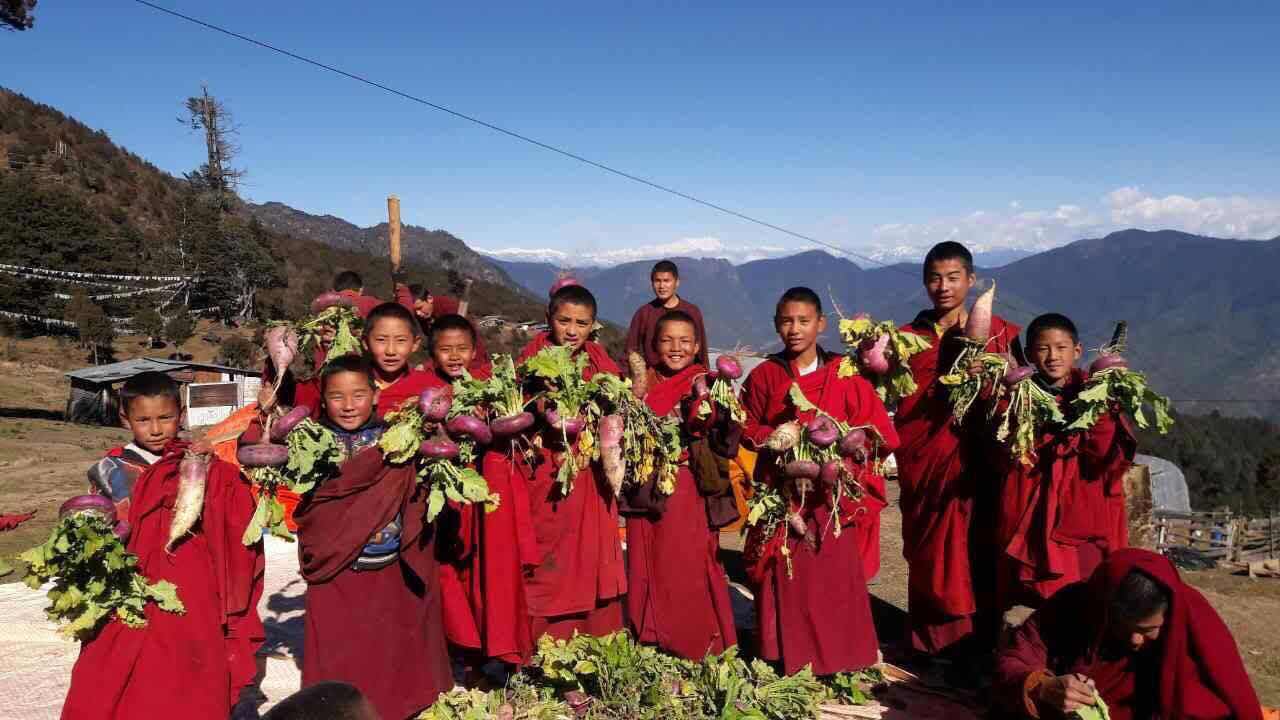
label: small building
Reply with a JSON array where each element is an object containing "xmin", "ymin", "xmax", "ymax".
[
  {"xmin": 65, "ymin": 357, "xmax": 262, "ymax": 428},
  {"xmin": 478, "ymin": 315, "xmax": 506, "ymax": 328}
]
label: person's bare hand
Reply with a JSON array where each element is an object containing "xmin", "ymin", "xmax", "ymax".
[{"xmin": 1036, "ymin": 673, "xmax": 1097, "ymax": 715}]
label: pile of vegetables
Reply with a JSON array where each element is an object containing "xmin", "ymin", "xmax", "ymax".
[
  {"xmin": 695, "ymin": 353, "xmax": 748, "ymax": 425},
  {"xmin": 937, "ymin": 282, "xmax": 1011, "ymax": 424},
  {"xmin": 419, "ymin": 631, "xmax": 884, "ymax": 720},
  {"xmin": 19, "ymin": 497, "xmax": 184, "ymax": 640},
  {"xmin": 995, "ymin": 365, "xmax": 1066, "ymax": 467},
  {"xmin": 1068, "ymin": 352, "xmax": 1173, "ymax": 436},
  {"xmin": 589, "ymin": 373, "xmax": 682, "ymax": 498},
  {"xmin": 240, "ymin": 415, "xmax": 341, "ymax": 543},
  {"xmin": 521, "ymin": 346, "xmax": 600, "ymax": 495},
  {"xmin": 836, "ymin": 314, "xmax": 932, "ymax": 405},
  {"xmin": 380, "ymin": 386, "xmax": 500, "ymax": 522},
  {"xmin": 295, "ymin": 300, "xmax": 363, "ymax": 366},
  {"xmin": 451, "ymin": 355, "xmax": 537, "ymax": 441}
]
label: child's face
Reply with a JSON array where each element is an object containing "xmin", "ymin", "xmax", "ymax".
[
  {"xmin": 924, "ymin": 258, "xmax": 975, "ymax": 314},
  {"xmin": 548, "ymin": 301, "xmax": 594, "ymax": 352},
  {"xmin": 432, "ymin": 328, "xmax": 476, "ymax": 378},
  {"xmin": 364, "ymin": 317, "xmax": 421, "ymax": 379},
  {"xmin": 120, "ymin": 395, "xmax": 182, "ymax": 454},
  {"xmin": 322, "ymin": 371, "xmax": 376, "ymax": 431},
  {"xmin": 774, "ymin": 300, "xmax": 826, "ymax": 357},
  {"xmin": 655, "ymin": 320, "xmax": 699, "ymax": 372},
  {"xmin": 1028, "ymin": 328, "xmax": 1082, "ymax": 386},
  {"xmin": 651, "ymin": 272, "xmax": 679, "ymax": 303}
]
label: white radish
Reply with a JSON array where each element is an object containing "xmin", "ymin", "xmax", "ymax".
[
  {"xmin": 166, "ymin": 451, "xmax": 209, "ymax": 552},
  {"xmin": 763, "ymin": 421, "xmax": 802, "ymax": 452}
]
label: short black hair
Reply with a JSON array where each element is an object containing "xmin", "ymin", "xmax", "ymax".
[
  {"xmin": 651, "ymin": 260, "xmax": 679, "ymax": 279},
  {"xmin": 363, "ymin": 302, "xmax": 420, "ymax": 338},
  {"xmin": 923, "ymin": 241, "xmax": 974, "ymax": 276},
  {"xmin": 320, "ymin": 353, "xmax": 376, "ymax": 393},
  {"xmin": 261, "ymin": 681, "xmax": 377, "ymax": 720},
  {"xmin": 1110, "ymin": 569, "xmax": 1170, "ymax": 625},
  {"xmin": 548, "ymin": 284, "xmax": 598, "ymax": 319},
  {"xmin": 408, "ymin": 283, "xmax": 430, "ymax": 299},
  {"xmin": 119, "ymin": 371, "xmax": 182, "ymax": 415},
  {"xmin": 332, "ymin": 271, "xmax": 363, "ymax": 292},
  {"xmin": 1026, "ymin": 313, "xmax": 1079, "ymax": 346},
  {"xmin": 775, "ymin": 286, "xmax": 823, "ymax": 317},
  {"xmin": 430, "ymin": 313, "xmax": 477, "ymax": 348},
  {"xmin": 654, "ymin": 309, "xmax": 697, "ymax": 343}
]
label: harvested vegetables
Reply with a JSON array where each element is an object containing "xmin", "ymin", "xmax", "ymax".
[
  {"xmin": 165, "ymin": 451, "xmax": 209, "ymax": 552},
  {"xmin": 996, "ymin": 372, "xmax": 1066, "ymax": 467},
  {"xmin": 939, "ymin": 351, "xmax": 1010, "ymax": 425},
  {"xmin": 296, "ymin": 304, "xmax": 363, "ymax": 366},
  {"xmin": 1068, "ymin": 362, "xmax": 1174, "ymax": 435},
  {"xmin": 451, "ymin": 355, "xmax": 534, "ymax": 439},
  {"xmin": 242, "ymin": 418, "xmax": 343, "ymax": 544},
  {"xmin": 380, "ymin": 399, "xmax": 499, "ymax": 522},
  {"xmin": 836, "ymin": 314, "xmax": 932, "ymax": 405},
  {"xmin": 19, "ymin": 513, "xmax": 184, "ymax": 640},
  {"xmin": 696, "ymin": 371, "xmax": 747, "ymax": 425},
  {"xmin": 521, "ymin": 346, "xmax": 600, "ymax": 496},
  {"xmin": 589, "ymin": 373, "xmax": 682, "ymax": 497}
]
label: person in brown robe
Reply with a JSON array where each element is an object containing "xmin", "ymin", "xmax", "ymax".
[
  {"xmin": 625, "ymin": 259, "xmax": 710, "ymax": 369},
  {"xmin": 292, "ymin": 355, "xmax": 451, "ymax": 720}
]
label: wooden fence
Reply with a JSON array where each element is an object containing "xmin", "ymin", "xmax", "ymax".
[{"xmin": 1155, "ymin": 511, "xmax": 1280, "ymax": 564}]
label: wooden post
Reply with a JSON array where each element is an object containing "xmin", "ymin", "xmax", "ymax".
[
  {"xmin": 457, "ymin": 278, "xmax": 474, "ymax": 318},
  {"xmin": 387, "ymin": 195, "xmax": 402, "ymax": 271}
]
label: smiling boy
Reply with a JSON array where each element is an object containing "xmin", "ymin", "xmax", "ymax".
[{"xmin": 625, "ymin": 260, "xmax": 710, "ymax": 370}]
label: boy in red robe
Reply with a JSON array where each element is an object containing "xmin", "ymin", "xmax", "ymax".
[
  {"xmin": 519, "ymin": 284, "xmax": 627, "ymax": 640},
  {"xmin": 62, "ymin": 372, "xmax": 264, "ymax": 720},
  {"xmin": 995, "ymin": 314, "xmax": 1136, "ymax": 611},
  {"xmin": 625, "ymin": 259, "xmax": 711, "ymax": 370},
  {"xmin": 996, "ymin": 549, "xmax": 1263, "ymax": 720},
  {"xmin": 894, "ymin": 241, "xmax": 1021, "ymax": 659},
  {"xmin": 291, "ymin": 354, "xmax": 452, "ymax": 719},
  {"xmin": 741, "ymin": 287, "xmax": 898, "ymax": 676},
  {"xmin": 362, "ymin": 302, "xmax": 437, "ymax": 418},
  {"xmin": 624, "ymin": 310, "xmax": 739, "ymax": 660},
  {"xmin": 333, "ymin": 269, "xmax": 416, "ymax": 319}
]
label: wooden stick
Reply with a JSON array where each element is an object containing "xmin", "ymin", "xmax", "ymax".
[
  {"xmin": 456, "ymin": 277, "xmax": 474, "ymax": 318},
  {"xmin": 387, "ymin": 195, "xmax": 402, "ymax": 271}
]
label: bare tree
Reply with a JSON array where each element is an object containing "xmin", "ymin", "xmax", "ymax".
[
  {"xmin": 181, "ymin": 85, "xmax": 244, "ymax": 209},
  {"xmin": 1, "ymin": 0, "xmax": 37, "ymax": 31}
]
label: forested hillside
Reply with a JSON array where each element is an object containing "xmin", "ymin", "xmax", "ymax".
[{"xmin": 1139, "ymin": 413, "xmax": 1280, "ymax": 516}]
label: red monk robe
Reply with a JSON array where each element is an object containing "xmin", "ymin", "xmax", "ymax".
[
  {"xmin": 996, "ymin": 549, "xmax": 1263, "ymax": 720},
  {"xmin": 62, "ymin": 441, "xmax": 264, "ymax": 720},
  {"xmin": 994, "ymin": 370, "xmax": 1137, "ymax": 611},
  {"xmin": 893, "ymin": 311, "xmax": 1020, "ymax": 654},
  {"xmin": 340, "ymin": 284, "xmax": 416, "ymax": 319},
  {"xmin": 625, "ymin": 364, "xmax": 737, "ymax": 660},
  {"xmin": 741, "ymin": 350, "xmax": 898, "ymax": 675},
  {"xmin": 625, "ymin": 298, "xmax": 711, "ymax": 370},
  {"xmin": 295, "ymin": 445, "xmax": 452, "ymax": 720},
  {"xmin": 376, "ymin": 368, "xmax": 438, "ymax": 420},
  {"xmin": 518, "ymin": 333, "xmax": 627, "ymax": 640}
]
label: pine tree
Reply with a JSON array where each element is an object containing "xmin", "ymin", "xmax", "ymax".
[
  {"xmin": 134, "ymin": 306, "xmax": 165, "ymax": 347},
  {"xmin": 164, "ymin": 312, "xmax": 196, "ymax": 356}
]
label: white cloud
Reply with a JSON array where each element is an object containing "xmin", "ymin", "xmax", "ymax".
[
  {"xmin": 1105, "ymin": 187, "xmax": 1280, "ymax": 238},
  {"xmin": 483, "ymin": 237, "xmax": 794, "ymax": 267}
]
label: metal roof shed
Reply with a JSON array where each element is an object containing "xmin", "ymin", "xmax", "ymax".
[{"xmin": 64, "ymin": 357, "xmax": 261, "ymax": 427}]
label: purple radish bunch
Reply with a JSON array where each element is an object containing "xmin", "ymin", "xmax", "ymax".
[
  {"xmin": 805, "ymin": 415, "xmax": 839, "ymax": 448},
  {"xmin": 489, "ymin": 411, "xmax": 535, "ymax": 438},
  {"xmin": 447, "ymin": 414, "xmax": 493, "ymax": 446},
  {"xmin": 269, "ymin": 405, "xmax": 312, "ymax": 441},
  {"xmin": 418, "ymin": 386, "xmax": 453, "ymax": 423},
  {"xmin": 420, "ymin": 438, "xmax": 461, "ymax": 460}
]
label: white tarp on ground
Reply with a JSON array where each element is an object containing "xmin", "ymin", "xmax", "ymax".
[{"xmin": 0, "ymin": 536, "xmax": 305, "ymax": 720}]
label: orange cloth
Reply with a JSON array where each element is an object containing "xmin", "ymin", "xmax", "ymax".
[
  {"xmin": 204, "ymin": 404, "xmax": 301, "ymax": 533},
  {"xmin": 719, "ymin": 447, "xmax": 757, "ymax": 534}
]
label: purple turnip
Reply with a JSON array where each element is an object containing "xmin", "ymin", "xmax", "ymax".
[
  {"xmin": 805, "ymin": 415, "xmax": 839, "ymax": 448},
  {"xmin": 692, "ymin": 373, "xmax": 710, "ymax": 401},
  {"xmin": 838, "ymin": 428, "xmax": 867, "ymax": 459},
  {"xmin": 858, "ymin": 333, "xmax": 892, "ymax": 375},
  {"xmin": 58, "ymin": 494, "xmax": 116, "ymax": 522},
  {"xmin": 263, "ymin": 325, "xmax": 298, "ymax": 375},
  {"xmin": 418, "ymin": 385, "xmax": 453, "ymax": 423},
  {"xmin": 112, "ymin": 519, "xmax": 132, "ymax": 542},
  {"xmin": 447, "ymin": 414, "xmax": 493, "ymax": 445},
  {"xmin": 1091, "ymin": 354, "xmax": 1129, "ymax": 374},
  {"xmin": 783, "ymin": 460, "xmax": 821, "ymax": 480},
  {"xmin": 1003, "ymin": 365, "xmax": 1036, "ymax": 388},
  {"xmin": 549, "ymin": 275, "xmax": 582, "ymax": 298},
  {"xmin": 420, "ymin": 438, "xmax": 460, "ymax": 460},
  {"xmin": 269, "ymin": 405, "xmax": 312, "ymax": 441},
  {"xmin": 310, "ymin": 291, "xmax": 355, "ymax": 314},
  {"xmin": 819, "ymin": 460, "xmax": 843, "ymax": 488},
  {"xmin": 545, "ymin": 409, "xmax": 586, "ymax": 439},
  {"xmin": 489, "ymin": 411, "xmax": 535, "ymax": 438},
  {"xmin": 237, "ymin": 443, "xmax": 289, "ymax": 468},
  {"xmin": 715, "ymin": 354, "xmax": 743, "ymax": 381},
  {"xmin": 965, "ymin": 281, "xmax": 996, "ymax": 343}
]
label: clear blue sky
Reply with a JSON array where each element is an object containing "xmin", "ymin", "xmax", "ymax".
[{"xmin": 3, "ymin": 1, "xmax": 1278, "ymax": 264}]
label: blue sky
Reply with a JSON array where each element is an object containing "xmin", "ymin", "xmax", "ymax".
[{"xmin": 3, "ymin": 1, "xmax": 1278, "ymax": 264}]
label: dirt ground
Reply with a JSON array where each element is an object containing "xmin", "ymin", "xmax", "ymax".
[{"xmin": 0, "ymin": 350, "xmax": 1277, "ymax": 707}]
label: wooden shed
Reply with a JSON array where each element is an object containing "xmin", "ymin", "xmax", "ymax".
[{"xmin": 65, "ymin": 358, "xmax": 261, "ymax": 428}]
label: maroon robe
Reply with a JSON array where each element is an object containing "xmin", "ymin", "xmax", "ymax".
[
  {"xmin": 62, "ymin": 442, "xmax": 264, "ymax": 720},
  {"xmin": 295, "ymin": 446, "xmax": 452, "ymax": 720},
  {"xmin": 741, "ymin": 350, "xmax": 898, "ymax": 675},
  {"xmin": 996, "ymin": 549, "xmax": 1262, "ymax": 720},
  {"xmin": 994, "ymin": 370, "xmax": 1136, "ymax": 611},
  {"xmin": 625, "ymin": 364, "xmax": 737, "ymax": 660},
  {"xmin": 518, "ymin": 333, "xmax": 627, "ymax": 640},
  {"xmin": 375, "ymin": 368, "xmax": 438, "ymax": 419},
  {"xmin": 893, "ymin": 311, "xmax": 1020, "ymax": 654},
  {"xmin": 339, "ymin": 285, "xmax": 415, "ymax": 319},
  {"xmin": 625, "ymin": 297, "xmax": 711, "ymax": 370}
]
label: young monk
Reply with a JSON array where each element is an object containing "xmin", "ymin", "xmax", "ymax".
[
  {"xmin": 519, "ymin": 284, "xmax": 627, "ymax": 640},
  {"xmin": 996, "ymin": 548, "xmax": 1263, "ymax": 720},
  {"xmin": 290, "ymin": 354, "xmax": 451, "ymax": 719},
  {"xmin": 894, "ymin": 241, "xmax": 1022, "ymax": 659},
  {"xmin": 625, "ymin": 260, "xmax": 711, "ymax": 370},
  {"xmin": 334, "ymin": 269, "xmax": 416, "ymax": 319},
  {"xmin": 740, "ymin": 287, "xmax": 898, "ymax": 676},
  {"xmin": 63, "ymin": 372, "xmax": 264, "ymax": 720},
  {"xmin": 624, "ymin": 310, "xmax": 738, "ymax": 660},
  {"xmin": 422, "ymin": 316, "xmax": 537, "ymax": 668},
  {"xmin": 361, "ymin": 302, "xmax": 436, "ymax": 418},
  {"xmin": 995, "ymin": 314, "xmax": 1137, "ymax": 612}
]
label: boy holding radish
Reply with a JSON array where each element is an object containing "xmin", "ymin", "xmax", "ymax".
[
  {"xmin": 893, "ymin": 241, "xmax": 1021, "ymax": 666},
  {"xmin": 623, "ymin": 309, "xmax": 739, "ymax": 660},
  {"xmin": 518, "ymin": 283, "xmax": 628, "ymax": 640},
  {"xmin": 740, "ymin": 287, "xmax": 898, "ymax": 676},
  {"xmin": 625, "ymin": 259, "xmax": 711, "ymax": 370},
  {"xmin": 290, "ymin": 354, "xmax": 452, "ymax": 719},
  {"xmin": 362, "ymin": 302, "xmax": 438, "ymax": 418},
  {"xmin": 993, "ymin": 314, "xmax": 1136, "ymax": 611},
  {"xmin": 63, "ymin": 372, "xmax": 265, "ymax": 720}
]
